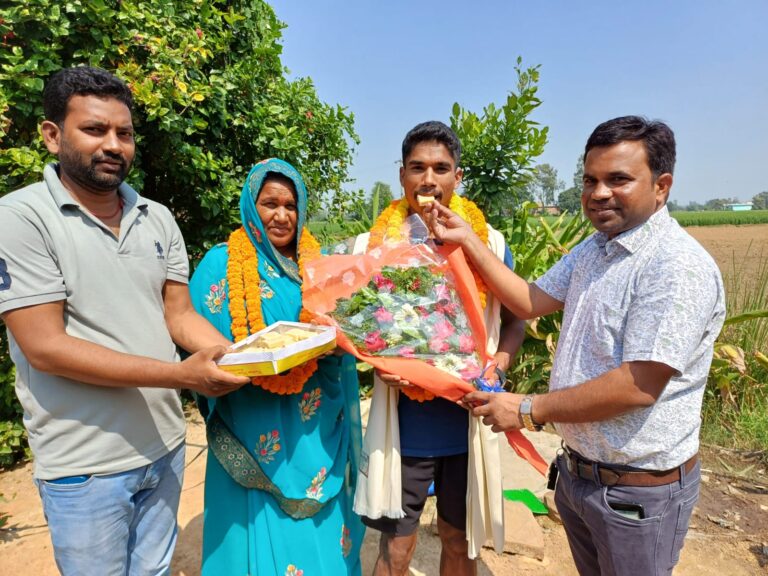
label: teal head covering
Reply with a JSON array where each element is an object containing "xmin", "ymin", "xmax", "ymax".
[
  {"xmin": 189, "ymin": 158, "xmax": 364, "ymax": 575},
  {"xmin": 240, "ymin": 158, "xmax": 308, "ymax": 285}
]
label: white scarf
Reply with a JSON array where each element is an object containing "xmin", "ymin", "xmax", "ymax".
[{"xmin": 351, "ymin": 228, "xmax": 507, "ymax": 556}]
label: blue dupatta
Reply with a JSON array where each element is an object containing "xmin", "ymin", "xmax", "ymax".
[{"xmin": 190, "ymin": 159, "xmax": 363, "ymax": 576}]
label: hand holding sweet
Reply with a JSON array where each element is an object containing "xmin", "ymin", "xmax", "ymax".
[{"xmin": 425, "ymin": 202, "xmax": 474, "ymax": 245}]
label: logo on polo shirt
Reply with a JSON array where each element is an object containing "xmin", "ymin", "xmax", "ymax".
[
  {"xmin": 154, "ymin": 241, "xmax": 165, "ymax": 260},
  {"xmin": 0, "ymin": 258, "xmax": 11, "ymax": 291}
]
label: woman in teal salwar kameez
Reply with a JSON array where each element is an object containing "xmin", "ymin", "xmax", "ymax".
[{"xmin": 190, "ymin": 158, "xmax": 364, "ymax": 576}]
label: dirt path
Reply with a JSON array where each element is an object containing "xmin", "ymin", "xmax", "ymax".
[{"xmin": 2, "ymin": 414, "xmax": 767, "ymax": 575}]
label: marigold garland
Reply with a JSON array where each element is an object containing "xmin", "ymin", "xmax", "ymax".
[
  {"xmin": 367, "ymin": 195, "xmax": 490, "ymax": 402},
  {"xmin": 227, "ymin": 226, "xmax": 322, "ymax": 395}
]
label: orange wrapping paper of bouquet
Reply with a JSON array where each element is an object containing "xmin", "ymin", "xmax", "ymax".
[{"xmin": 303, "ymin": 241, "xmax": 548, "ymax": 475}]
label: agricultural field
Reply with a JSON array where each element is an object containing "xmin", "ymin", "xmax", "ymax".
[
  {"xmin": 687, "ymin": 223, "xmax": 768, "ymax": 288},
  {"xmin": 672, "ymin": 209, "xmax": 768, "ymax": 227}
]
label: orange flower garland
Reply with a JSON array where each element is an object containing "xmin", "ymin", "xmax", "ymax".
[
  {"xmin": 227, "ymin": 226, "xmax": 322, "ymax": 395},
  {"xmin": 367, "ymin": 195, "xmax": 490, "ymax": 402}
]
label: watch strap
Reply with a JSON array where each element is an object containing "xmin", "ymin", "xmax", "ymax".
[{"xmin": 520, "ymin": 394, "xmax": 543, "ymax": 432}]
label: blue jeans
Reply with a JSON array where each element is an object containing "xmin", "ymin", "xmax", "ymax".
[
  {"xmin": 555, "ymin": 451, "xmax": 700, "ymax": 576},
  {"xmin": 36, "ymin": 442, "xmax": 185, "ymax": 576}
]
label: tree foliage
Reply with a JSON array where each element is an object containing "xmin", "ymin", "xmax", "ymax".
[
  {"xmin": 557, "ymin": 155, "xmax": 583, "ymax": 214},
  {"xmin": 0, "ymin": 0, "xmax": 358, "ymax": 260},
  {"xmin": 530, "ymin": 163, "xmax": 563, "ymax": 207},
  {"xmin": 705, "ymin": 197, "xmax": 738, "ymax": 211},
  {"xmin": 450, "ymin": 58, "xmax": 548, "ymax": 229},
  {"xmin": 752, "ymin": 191, "xmax": 768, "ymax": 210},
  {"xmin": 0, "ymin": 0, "xmax": 358, "ymax": 466},
  {"xmin": 365, "ymin": 181, "xmax": 394, "ymax": 222}
]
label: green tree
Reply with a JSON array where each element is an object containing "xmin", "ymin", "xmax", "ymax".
[
  {"xmin": 0, "ymin": 0, "xmax": 358, "ymax": 260},
  {"xmin": 450, "ymin": 57, "xmax": 548, "ymax": 228},
  {"xmin": 666, "ymin": 199, "xmax": 682, "ymax": 212},
  {"xmin": 705, "ymin": 198, "xmax": 737, "ymax": 211},
  {"xmin": 530, "ymin": 163, "xmax": 563, "ymax": 207},
  {"xmin": 365, "ymin": 181, "xmax": 394, "ymax": 221},
  {"xmin": 752, "ymin": 191, "xmax": 768, "ymax": 210},
  {"xmin": 0, "ymin": 0, "xmax": 358, "ymax": 466},
  {"xmin": 557, "ymin": 155, "xmax": 583, "ymax": 214}
]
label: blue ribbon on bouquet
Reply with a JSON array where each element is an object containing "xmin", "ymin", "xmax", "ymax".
[{"xmin": 473, "ymin": 361, "xmax": 505, "ymax": 393}]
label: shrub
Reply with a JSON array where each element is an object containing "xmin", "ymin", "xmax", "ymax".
[
  {"xmin": 0, "ymin": 0, "xmax": 358, "ymax": 466},
  {"xmin": 0, "ymin": 0, "xmax": 358, "ymax": 260}
]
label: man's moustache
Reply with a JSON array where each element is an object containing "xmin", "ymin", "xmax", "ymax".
[{"xmin": 93, "ymin": 154, "xmax": 126, "ymax": 166}]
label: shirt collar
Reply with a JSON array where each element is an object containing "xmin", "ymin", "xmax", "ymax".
[
  {"xmin": 594, "ymin": 205, "xmax": 672, "ymax": 256},
  {"xmin": 44, "ymin": 163, "xmax": 148, "ymax": 211}
]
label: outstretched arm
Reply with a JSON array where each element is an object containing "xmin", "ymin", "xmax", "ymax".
[
  {"xmin": 426, "ymin": 202, "xmax": 563, "ymax": 319},
  {"xmin": 464, "ymin": 360, "xmax": 676, "ymax": 432},
  {"xmin": 3, "ymin": 298, "xmax": 249, "ymax": 397}
]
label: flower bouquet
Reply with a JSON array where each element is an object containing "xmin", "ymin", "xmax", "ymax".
[
  {"xmin": 330, "ymin": 264, "xmax": 484, "ymax": 384},
  {"xmin": 302, "ymin": 221, "xmax": 491, "ymax": 402}
]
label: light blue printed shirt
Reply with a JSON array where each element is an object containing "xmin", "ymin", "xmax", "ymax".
[{"xmin": 535, "ymin": 206, "xmax": 725, "ymax": 470}]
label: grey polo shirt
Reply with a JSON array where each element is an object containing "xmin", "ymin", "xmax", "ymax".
[
  {"xmin": 0, "ymin": 164, "xmax": 187, "ymax": 479},
  {"xmin": 535, "ymin": 207, "xmax": 725, "ymax": 470}
]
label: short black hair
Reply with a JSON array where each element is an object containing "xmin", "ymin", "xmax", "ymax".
[
  {"xmin": 402, "ymin": 121, "xmax": 461, "ymax": 167},
  {"xmin": 43, "ymin": 66, "xmax": 134, "ymax": 126},
  {"xmin": 585, "ymin": 115, "xmax": 676, "ymax": 177}
]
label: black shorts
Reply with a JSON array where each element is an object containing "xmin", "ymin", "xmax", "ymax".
[{"xmin": 362, "ymin": 453, "xmax": 468, "ymax": 536}]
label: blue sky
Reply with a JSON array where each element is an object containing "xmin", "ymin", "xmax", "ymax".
[{"xmin": 272, "ymin": 0, "xmax": 768, "ymax": 205}]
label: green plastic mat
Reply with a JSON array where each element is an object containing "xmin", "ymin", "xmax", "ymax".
[{"xmin": 503, "ymin": 489, "xmax": 549, "ymax": 515}]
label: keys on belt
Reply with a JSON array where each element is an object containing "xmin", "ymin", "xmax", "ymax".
[{"xmin": 563, "ymin": 446, "xmax": 698, "ymax": 487}]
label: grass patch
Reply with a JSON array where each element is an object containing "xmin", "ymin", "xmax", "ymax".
[
  {"xmin": 701, "ymin": 247, "xmax": 768, "ymax": 451},
  {"xmin": 671, "ymin": 210, "xmax": 768, "ymax": 227},
  {"xmin": 702, "ymin": 393, "xmax": 768, "ymax": 450}
]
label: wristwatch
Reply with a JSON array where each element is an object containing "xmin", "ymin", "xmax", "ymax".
[{"xmin": 520, "ymin": 394, "xmax": 543, "ymax": 432}]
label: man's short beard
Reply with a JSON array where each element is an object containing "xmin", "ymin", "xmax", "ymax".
[{"xmin": 58, "ymin": 147, "xmax": 130, "ymax": 193}]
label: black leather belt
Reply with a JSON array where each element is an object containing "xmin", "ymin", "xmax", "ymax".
[{"xmin": 563, "ymin": 447, "xmax": 698, "ymax": 487}]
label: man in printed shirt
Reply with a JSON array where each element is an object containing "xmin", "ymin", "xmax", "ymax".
[{"xmin": 427, "ymin": 116, "xmax": 725, "ymax": 576}]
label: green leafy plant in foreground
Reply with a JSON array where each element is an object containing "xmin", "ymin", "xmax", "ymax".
[
  {"xmin": 702, "ymin": 247, "xmax": 768, "ymax": 451},
  {"xmin": 498, "ymin": 202, "xmax": 593, "ymax": 393}
]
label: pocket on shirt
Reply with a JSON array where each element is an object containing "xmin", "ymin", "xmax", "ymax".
[{"xmin": 590, "ymin": 303, "xmax": 627, "ymax": 364}]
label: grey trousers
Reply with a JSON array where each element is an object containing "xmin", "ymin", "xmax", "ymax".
[{"xmin": 554, "ymin": 452, "xmax": 700, "ymax": 576}]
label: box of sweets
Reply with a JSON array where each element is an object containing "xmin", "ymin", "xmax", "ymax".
[{"xmin": 216, "ymin": 321, "xmax": 336, "ymax": 377}]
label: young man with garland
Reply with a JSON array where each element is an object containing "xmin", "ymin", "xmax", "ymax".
[
  {"xmin": 431, "ymin": 116, "xmax": 725, "ymax": 575},
  {"xmin": 354, "ymin": 121, "xmax": 526, "ymax": 576},
  {"xmin": 0, "ymin": 66, "xmax": 249, "ymax": 575}
]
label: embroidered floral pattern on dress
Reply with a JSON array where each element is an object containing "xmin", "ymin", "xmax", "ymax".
[
  {"xmin": 305, "ymin": 466, "xmax": 327, "ymax": 500},
  {"xmin": 259, "ymin": 279, "xmax": 275, "ymax": 300},
  {"xmin": 204, "ymin": 279, "xmax": 227, "ymax": 314},
  {"xmin": 298, "ymin": 387, "xmax": 322, "ymax": 422},
  {"xmin": 285, "ymin": 565, "xmax": 304, "ymax": 576},
  {"xmin": 255, "ymin": 429, "xmax": 281, "ymax": 464},
  {"xmin": 265, "ymin": 263, "xmax": 280, "ymax": 279},
  {"xmin": 340, "ymin": 523, "xmax": 352, "ymax": 557}
]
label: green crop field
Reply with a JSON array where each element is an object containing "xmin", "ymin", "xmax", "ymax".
[{"xmin": 671, "ymin": 210, "xmax": 768, "ymax": 226}]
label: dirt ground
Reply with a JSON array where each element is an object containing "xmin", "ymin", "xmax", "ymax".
[
  {"xmin": 2, "ymin": 413, "xmax": 767, "ymax": 575},
  {"xmin": 686, "ymin": 223, "xmax": 768, "ymax": 286},
  {"xmin": 1, "ymin": 224, "xmax": 767, "ymax": 575}
]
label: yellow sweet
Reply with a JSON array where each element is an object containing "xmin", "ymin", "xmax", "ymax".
[
  {"xmin": 417, "ymin": 194, "xmax": 433, "ymax": 206},
  {"xmin": 284, "ymin": 327, "xmax": 316, "ymax": 341}
]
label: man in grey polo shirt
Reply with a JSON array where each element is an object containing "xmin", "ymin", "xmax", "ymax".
[
  {"xmin": 427, "ymin": 116, "xmax": 725, "ymax": 575},
  {"xmin": 0, "ymin": 66, "xmax": 249, "ymax": 575}
]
